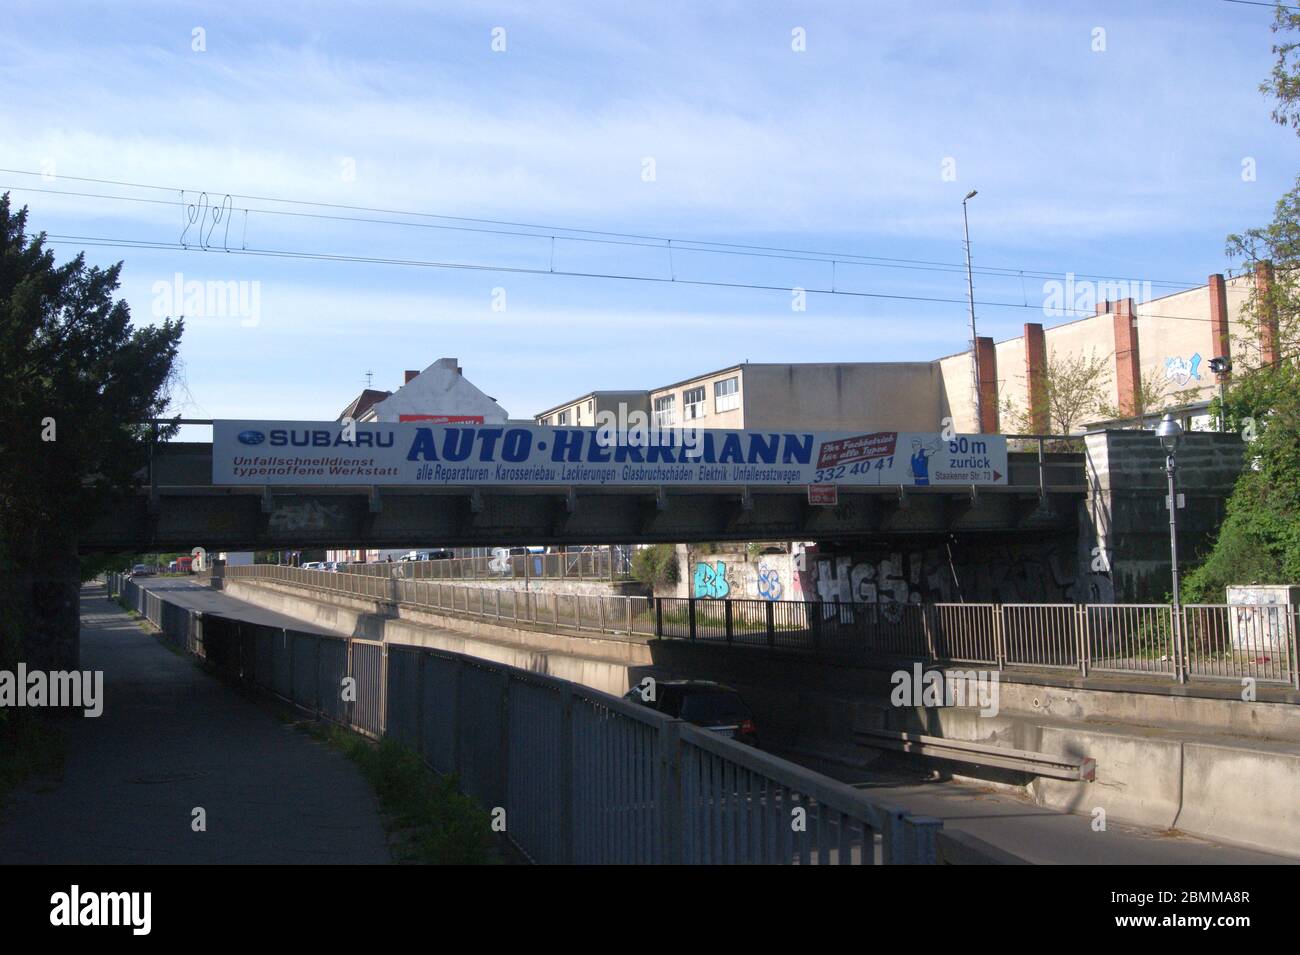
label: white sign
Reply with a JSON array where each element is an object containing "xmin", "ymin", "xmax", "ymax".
[{"xmin": 212, "ymin": 422, "xmax": 1009, "ymax": 488}]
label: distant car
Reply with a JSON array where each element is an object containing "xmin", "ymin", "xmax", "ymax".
[
  {"xmin": 427, "ymin": 549, "xmax": 454, "ymax": 560},
  {"xmin": 130, "ymin": 563, "xmax": 151, "ymax": 577},
  {"xmin": 622, "ymin": 680, "xmax": 759, "ymax": 746},
  {"xmin": 302, "ymin": 561, "xmax": 323, "ymax": 570}
]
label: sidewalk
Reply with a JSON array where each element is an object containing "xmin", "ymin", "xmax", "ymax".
[{"xmin": 0, "ymin": 583, "xmax": 390, "ymax": 864}]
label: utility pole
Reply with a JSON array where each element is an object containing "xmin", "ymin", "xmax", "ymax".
[{"xmin": 962, "ymin": 191, "xmax": 981, "ymax": 431}]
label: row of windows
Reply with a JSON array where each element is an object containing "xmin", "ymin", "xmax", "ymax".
[
  {"xmin": 540, "ymin": 399, "xmax": 595, "ymax": 427},
  {"xmin": 540, "ymin": 380, "xmax": 739, "ymax": 428},
  {"xmin": 654, "ymin": 376, "xmax": 740, "ymax": 426}
]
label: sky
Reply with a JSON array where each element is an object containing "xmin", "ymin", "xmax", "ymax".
[{"xmin": 1, "ymin": 0, "xmax": 1296, "ymax": 427}]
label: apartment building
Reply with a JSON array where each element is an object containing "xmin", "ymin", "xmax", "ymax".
[
  {"xmin": 535, "ymin": 390, "xmax": 650, "ymax": 428},
  {"xmin": 534, "ymin": 269, "xmax": 1274, "ymax": 435}
]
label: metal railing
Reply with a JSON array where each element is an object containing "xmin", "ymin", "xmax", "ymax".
[
  {"xmin": 215, "ymin": 566, "xmax": 1300, "ymax": 688},
  {"xmin": 106, "ymin": 573, "xmax": 941, "ymax": 864},
  {"xmin": 331, "ymin": 548, "xmax": 630, "ymax": 581},
  {"xmin": 226, "ymin": 563, "xmax": 658, "ymax": 636}
]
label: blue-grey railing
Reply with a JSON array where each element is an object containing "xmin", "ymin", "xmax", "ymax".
[{"xmin": 107, "ymin": 573, "xmax": 942, "ymax": 864}]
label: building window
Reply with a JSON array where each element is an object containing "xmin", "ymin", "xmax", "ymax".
[
  {"xmin": 577, "ymin": 405, "xmax": 582, "ymax": 424},
  {"xmin": 540, "ymin": 415, "xmax": 550, "ymax": 426},
  {"xmin": 653, "ymin": 394, "xmax": 676, "ymax": 427},
  {"xmin": 558, "ymin": 410, "xmax": 569, "ymax": 425},
  {"xmin": 714, "ymin": 376, "xmax": 740, "ymax": 412},
  {"xmin": 683, "ymin": 386, "xmax": 706, "ymax": 419}
]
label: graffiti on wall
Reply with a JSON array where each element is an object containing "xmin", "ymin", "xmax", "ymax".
[
  {"xmin": 810, "ymin": 538, "xmax": 1086, "ymax": 610},
  {"xmin": 1164, "ymin": 352, "xmax": 1202, "ymax": 385},
  {"xmin": 693, "ymin": 561, "xmax": 731, "ymax": 599},
  {"xmin": 692, "ymin": 555, "xmax": 798, "ymax": 601}
]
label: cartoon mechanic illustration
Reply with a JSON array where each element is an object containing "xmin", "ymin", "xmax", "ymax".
[{"xmin": 909, "ymin": 438, "xmax": 943, "ymax": 486}]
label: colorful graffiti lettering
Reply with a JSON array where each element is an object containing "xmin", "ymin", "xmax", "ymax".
[
  {"xmin": 1164, "ymin": 352, "xmax": 1202, "ymax": 385},
  {"xmin": 693, "ymin": 561, "xmax": 730, "ymax": 598},
  {"xmin": 757, "ymin": 562, "xmax": 784, "ymax": 601}
]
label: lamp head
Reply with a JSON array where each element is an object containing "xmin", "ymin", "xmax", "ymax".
[
  {"xmin": 964, "ymin": 190, "xmax": 978, "ymax": 200},
  {"xmin": 1155, "ymin": 412, "xmax": 1183, "ymax": 453},
  {"xmin": 1208, "ymin": 356, "xmax": 1232, "ymax": 375}
]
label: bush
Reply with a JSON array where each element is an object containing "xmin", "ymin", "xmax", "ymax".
[{"xmin": 631, "ymin": 544, "xmax": 679, "ymax": 591}]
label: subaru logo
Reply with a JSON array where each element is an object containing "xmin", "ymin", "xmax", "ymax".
[{"xmin": 237, "ymin": 430, "xmax": 266, "ymax": 445}]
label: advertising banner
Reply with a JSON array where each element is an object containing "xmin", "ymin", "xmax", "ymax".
[{"xmin": 212, "ymin": 421, "xmax": 1008, "ymax": 488}]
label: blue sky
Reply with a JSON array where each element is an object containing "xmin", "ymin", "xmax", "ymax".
[{"xmin": 1, "ymin": 0, "xmax": 1295, "ymax": 424}]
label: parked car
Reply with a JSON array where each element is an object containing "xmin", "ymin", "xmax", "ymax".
[
  {"xmin": 622, "ymin": 680, "xmax": 759, "ymax": 746},
  {"xmin": 302, "ymin": 561, "xmax": 323, "ymax": 570},
  {"xmin": 130, "ymin": 563, "xmax": 151, "ymax": 577}
]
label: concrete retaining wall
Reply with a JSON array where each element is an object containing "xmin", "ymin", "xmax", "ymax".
[
  {"xmin": 649, "ymin": 638, "xmax": 1300, "ymax": 856},
  {"xmin": 221, "ymin": 578, "xmax": 649, "ymax": 696}
]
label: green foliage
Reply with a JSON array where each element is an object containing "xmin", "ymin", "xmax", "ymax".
[
  {"xmin": 0, "ymin": 195, "xmax": 184, "ymax": 663},
  {"xmin": 1001, "ymin": 347, "xmax": 1112, "ymax": 434},
  {"xmin": 320, "ymin": 730, "xmax": 495, "ymax": 864},
  {"xmin": 631, "ymin": 543, "xmax": 679, "ymax": 591},
  {"xmin": 1183, "ymin": 364, "xmax": 1300, "ymax": 601},
  {"xmin": 1184, "ymin": 23, "xmax": 1300, "ymax": 602},
  {"xmin": 0, "ymin": 711, "xmax": 66, "ymax": 810}
]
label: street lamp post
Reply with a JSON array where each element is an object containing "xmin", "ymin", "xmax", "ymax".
[
  {"xmin": 962, "ymin": 190, "xmax": 981, "ymax": 431},
  {"xmin": 1155, "ymin": 412, "xmax": 1185, "ymax": 683}
]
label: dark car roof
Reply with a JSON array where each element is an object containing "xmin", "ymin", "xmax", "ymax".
[{"xmin": 659, "ymin": 680, "xmax": 738, "ymax": 692}]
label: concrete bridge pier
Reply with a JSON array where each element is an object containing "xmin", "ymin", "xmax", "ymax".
[{"xmin": 1083, "ymin": 431, "xmax": 1244, "ymax": 603}]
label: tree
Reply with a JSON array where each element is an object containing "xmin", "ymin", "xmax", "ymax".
[
  {"xmin": 631, "ymin": 544, "xmax": 679, "ymax": 594},
  {"xmin": 1183, "ymin": 8, "xmax": 1300, "ymax": 601},
  {"xmin": 1000, "ymin": 347, "xmax": 1112, "ymax": 435},
  {"xmin": 0, "ymin": 194, "xmax": 183, "ymax": 669},
  {"xmin": 1096, "ymin": 364, "xmax": 1204, "ymax": 426}
]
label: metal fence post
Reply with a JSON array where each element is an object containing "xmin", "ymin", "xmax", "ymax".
[
  {"xmin": 1292, "ymin": 607, "xmax": 1300, "ymax": 692},
  {"xmin": 657, "ymin": 720, "xmax": 683, "ymax": 864},
  {"xmin": 688, "ymin": 597, "xmax": 697, "ymax": 642},
  {"xmin": 766, "ymin": 601, "xmax": 776, "ymax": 648},
  {"xmin": 559, "ymin": 685, "xmax": 575, "ymax": 863},
  {"xmin": 380, "ymin": 643, "xmax": 389, "ymax": 736},
  {"xmin": 994, "ymin": 605, "xmax": 1005, "ymax": 669},
  {"xmin": 498, "ymin": 672, "xmax": 511, "ymax": 813},
  {"xmin": 655, "ymin": 597, "xmax": 664, "ymax": 637},
  {"xmin": 1173, "ymin": 604, "xmax": 1186, "ymax": 685},
  {"xmin": 725, "ymin": 601, "xmax": 734, "ymax": 645},
  {"xmin": 1077, "ymin": 604, "xmax": 1089, "ymax": 678}
]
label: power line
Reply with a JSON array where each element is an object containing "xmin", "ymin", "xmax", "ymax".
[
  {"xmin": 39, "ymin": 230, "xmax": 1228, "ymax": 323},
  {"xmin": 1220, "ymin": 0, "xmax": 1300, "ymax": 11},
  {"xmin": 0, "ymin": 167, "xmax": 1206, "ymax": 289}
]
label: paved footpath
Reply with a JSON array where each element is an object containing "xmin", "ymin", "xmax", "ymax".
[{"xmin": 0, "ymin": 583, "xmax": 390, "ymax": 864}]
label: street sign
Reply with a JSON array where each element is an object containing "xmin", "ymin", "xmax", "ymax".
[{"xmin": 808, "ymin": 484, "xmax": 838, "ymax": 506}]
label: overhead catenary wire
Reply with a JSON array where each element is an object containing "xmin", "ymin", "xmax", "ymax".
[
  {"xmin": 39, "ymin": 230, "xmax": 1238, "ymax": 323},
  {"xmin": 0, "ymin": 168, "xmax": 1207, "ymax": 289}
]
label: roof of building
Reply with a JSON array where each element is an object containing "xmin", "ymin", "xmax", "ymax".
[
  {"xmin": 533, "ymin": 390, "xmax": 650, "ymax": 419},
  {"xmin": 337, "ymin": 388, "xmax": 391, "ymax": 422}
]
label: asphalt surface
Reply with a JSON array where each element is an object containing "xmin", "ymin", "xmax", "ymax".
[
  {"xmin": 0, "ymin": 582, "xmax": 390, "ymax": 864},
  {"xmin": 778, "ymin": 751, "xmax": 1298, "ymax": 865},
  {"xmin": 129, "ymin": 575, "xmax": 344, "ymax": 634}
]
